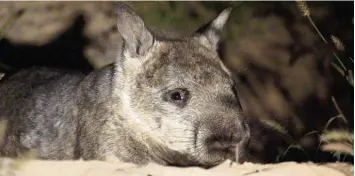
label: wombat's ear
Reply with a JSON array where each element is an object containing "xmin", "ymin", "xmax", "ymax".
[
  {"xmin": 195, "ymin": 7, "xmax": 232, "ymax": 49},
  {"xmin": 116, "ymin": 3, "xmax": 154, "ymax": 58}
]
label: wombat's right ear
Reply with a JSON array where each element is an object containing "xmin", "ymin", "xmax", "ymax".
[
  {"xmin": 116, "ymin": 3, "xmax": 154, "ymax": 58},
  {"xmin": 194, "ymin": 7, "xmax": 232, "ymax": 50}
]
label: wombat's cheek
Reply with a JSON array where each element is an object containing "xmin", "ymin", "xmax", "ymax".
[{"xmin": 159, "ymin": 125, "xmax": 195, "ymax": 153}]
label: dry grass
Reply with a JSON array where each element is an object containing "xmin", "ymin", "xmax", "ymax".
[
  {"xmin": 268, "ymin": 1, "xmax": 355, "ymax": 162},
  {"xmin": 296, "ymin": 1, "xmax": 353, "ymax": 87},
  {"xmin": 296, "ymin": 1, "xmax": 353, "ymax": 161}
]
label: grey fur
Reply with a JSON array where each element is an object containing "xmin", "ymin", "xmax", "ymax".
[{"xmin": 0, "ymin": 3, "xmax": 250, "ymax": 167}]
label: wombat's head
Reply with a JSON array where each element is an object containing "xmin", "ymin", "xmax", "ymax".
[{"xmin": 115, "ymin": 3, "xmax": 250, "ymax": 167}]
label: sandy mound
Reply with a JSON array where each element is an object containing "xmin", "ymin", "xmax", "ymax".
[{"xmin": 0, "ymin": 158, "xmax": 352, "ymax": 176}]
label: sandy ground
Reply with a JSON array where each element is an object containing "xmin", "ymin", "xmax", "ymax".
[{"xmin": 0, "ymin": 158, "xmax": 352, "ymax": 176}]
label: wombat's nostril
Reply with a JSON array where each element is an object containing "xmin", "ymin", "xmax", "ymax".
[{"xmin": 206, "ymin": 133, "xmax": 243, "ymax": 152}]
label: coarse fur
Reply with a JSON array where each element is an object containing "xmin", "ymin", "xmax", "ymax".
[{"xmin": 0, "ymin": 3, "xmax": 250, "ymax": 167}]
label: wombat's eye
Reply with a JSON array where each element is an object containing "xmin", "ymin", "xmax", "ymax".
[{"xmin": 163, "ymin": 88, "xmax": 189, "ymax": 107}]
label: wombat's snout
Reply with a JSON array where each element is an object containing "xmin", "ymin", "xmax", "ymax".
[{"xmin": 204, "ymin": 119, "xmax": 250, "ymax": 162}]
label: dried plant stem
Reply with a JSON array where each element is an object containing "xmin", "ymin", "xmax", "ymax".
[
  {"xmin": 321, "ymin": 142, "xmax": 354, "ymax": 156},
  {"xmin": 305, "ymin": 16, "xmax": 348, "ymax": 71},
  {"xmin": 297, "ymin": 1, "xmax": 352, "ymax": 85},
  {"xmin": 331, "ymin": 96, "xmax": 347, "ymax": 121},
  {"xmin": 332, "ymin": 53, "xmax": 348, "ymax": 72},
  {"xmin": 0, "ymin": 73, "xmax": 4, "ymax": 81},
  {"xmin": 306, "ymin": 15, "xmax": 328, "ymax": 44}
]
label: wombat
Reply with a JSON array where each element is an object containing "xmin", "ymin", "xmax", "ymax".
[{"xmin": 0, "ymin": 3, "xmax": 250, "ymax": 167}]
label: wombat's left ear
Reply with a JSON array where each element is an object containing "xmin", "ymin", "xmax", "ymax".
[
  {"xmin": 195, "ymin": 7, "xmax": 233, "ymax": 49},
  {"xmin": 116, "ymin": 3, "xmax": 154, "ymax": 58}
]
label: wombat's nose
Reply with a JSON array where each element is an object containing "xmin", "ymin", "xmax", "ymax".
[
  {"xmin": 206, "ymin": 132, "xmax": 248, "ymax": 152},
  {"xmin": 206, "ymin": 120, "xmax": 251, "ymax": 155}
]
